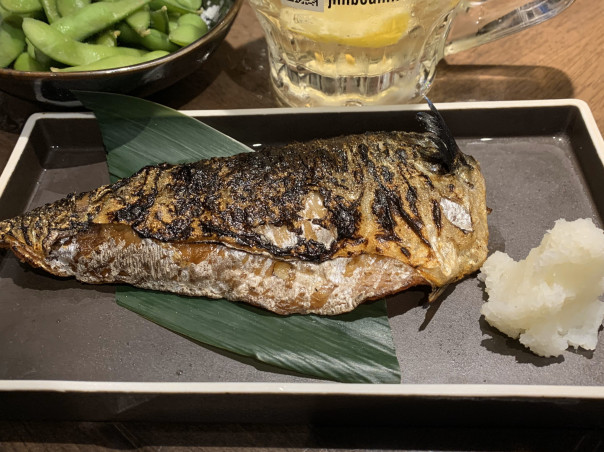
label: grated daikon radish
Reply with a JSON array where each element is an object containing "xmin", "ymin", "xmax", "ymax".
[{"xmin": 479, "ymin": 218, "xmax": 604, "ymax": 357}]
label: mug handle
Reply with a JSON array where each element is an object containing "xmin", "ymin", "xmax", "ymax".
[{"xmin": 444, "ymin": 0, "xmax": 575, "ymax": 56}]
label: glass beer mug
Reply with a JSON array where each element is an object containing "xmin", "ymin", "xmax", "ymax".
[{"xmin": 248, "ymin": 0, "xmax": 575, "ymax": 107}]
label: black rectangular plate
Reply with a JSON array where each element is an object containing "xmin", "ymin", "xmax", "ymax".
[{"xmin": 1, "ymin": 101, "xmax": 604, "ymax": 426}]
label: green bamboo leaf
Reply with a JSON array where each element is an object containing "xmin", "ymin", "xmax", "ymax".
[
  {"xmin": 75, "ymin": 91, "xmax": 401, "ymax": 383},
  {"xmin": 117, "ymin": 288, "xmax": 400, "ymax": 383},
  {"xmin": 75, "ymin": 90, "xmax": 251, "ymax": 182}
]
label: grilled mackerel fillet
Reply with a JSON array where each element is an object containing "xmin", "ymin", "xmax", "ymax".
[{"xmin": 0, "ymin": 109, "xmax": 488, "ymax": 315}]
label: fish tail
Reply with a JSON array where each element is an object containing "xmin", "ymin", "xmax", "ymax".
[
  {"xmin": 0, "ymin": 218, "xmax": 11, "ymax": 246},
  {"xmin": 0, "ymin": 215, "xmax": 28, "ymax": 252}
]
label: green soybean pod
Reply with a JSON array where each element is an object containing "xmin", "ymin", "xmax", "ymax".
[
  {"xmin": 173, "ymin": 0, "xmax": 200, "ymax": 12},
  {"xmin": 149, "ymin": 0, "xmax": 196, "ymax": 15},
  {"xmin": 0, "ymin": 1, "xmax": 20, "ymax": 23},
  {"xmin": 141, "ymin": 28, "xmax": 179, "ymax": 51},
  {"xmin": 149, "ymin": 5, "xmax": 168, "ymax": 34},
  {"xmin": 13, "ymin": 51, "xmax": 49, "ymax": 70},
  {"xmin": 40, "ymin": 0, "xmax": 59, "ymax": 22},
  {"xmin": 177, "ymin": 12, "xmax": 205, "ymax": 28},
  {"xmin": 94, "ymin": 28, "xmax": 119, "ymax": 46},
  {"xmin": 168, "ymin": 13, "xmax": 206, "ymax": 46},
  {"xmin": 56, "ymin": 0, "xmax": 89, "ymax": 17},
  {"xmin": 26, "ymin": 37, "xmax": 53, "ymax": 68},
  {"xmin": 52, "ymin": 0, "xmax": 150, "ymax": 41},
  {"xmin": 0, "ymin": 21, "xmax": 25, "ymax": 67},
  {"xmin": 52, "ymin": 49, "xmax": 168, "ymax": 71},
  {"xmin": 23, "ymin": 18, "xmax": 145, "ymax": 66},
  {"xmin": 26, "ymin": 37, "xmax": 35, "ymax": 58},
  {"xmin": 1, "ymin": 7, "xmax": 22, "ymax": 30},
  {"xmin": 115, "ymin": 19, "xmax": 140, "ymax": 45},
  {"xmin": 117, "ymin": 21, "xmax": 177, "ymax": 51},
  {"xmin": 169, "ymin": 23, "xmax": 203, "ymax": 46},
  {"xmin": 126, "ymin": 4, "xmax": 150, "ymax": 35},
  {"xmin": 0, "ymin": 0, "xmax": 41, "ymax": 14},
  {"xmin": 167, "ymin": 11, "xmax": 178, "ymax": 32}
]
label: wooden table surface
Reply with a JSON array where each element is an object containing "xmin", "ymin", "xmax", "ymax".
[{"xmin": 1, "ymin": 0, "xmax": 603, "ymax": 449}]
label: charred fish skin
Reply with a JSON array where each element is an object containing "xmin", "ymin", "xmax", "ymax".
[{"xmin": 0, "ymin": 120, "xmax": 488, "ymax": 315}]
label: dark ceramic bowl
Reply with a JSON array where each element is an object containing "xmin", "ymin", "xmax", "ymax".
[{"xmin": 0, "ymin": 0, "xmax": 242, "ymax": 107}]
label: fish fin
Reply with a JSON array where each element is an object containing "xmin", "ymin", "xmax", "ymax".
[
  {"xmin": 428, "ymin": 284, "xmax": 449, "ymax": 303},
  {"xmin": 416, "ymin": 97, "xmax": 460, "ymax": 172}
]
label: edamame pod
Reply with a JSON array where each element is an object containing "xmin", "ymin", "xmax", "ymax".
[
  {"xmin": 52, "ymin": 0, "xmax": 150, "ymax": 41},
  {"xmin": 26, "ymin": 37, "xmax": 36, "ymax": 58},
  {"xmin": 117, "ymin": 21, "xmax": 178, "ymax": 51},
  {"xmin": 52, "ymin": 49, "xmax": 168, "ymax": 71},
  {"xmin": 13, "ymin": 51, "xmax": 48, "ymax": 70},
  {"xmin": 172, "ymin": 0, "xmax": 200, "ymax": 12},
  {"xmin": 169, "ymin": 22, "xmax": 203, "ymax": 46},
  {"xmin": 175, "ymin": 12, "xmax": 204, "ymax": 27},
  {"xmin": 0, "ymin": 0, "xmax": 41, "ymax": 14},
  {"xmin": 39, "ymin": 0, "xmax": 59, "ymax": 22},
  {"xmin": 26, "ymin": 36, "xmax": 52, "ymax": 66},
  {"xmin": 56, "ymin": 0, "xmax": 89, "ymax": 17},
  {"xmin": 142, "ymin": 28, "xmax": 179, "ymax": 51},
  {"xmin": 126, "ymin": 5, "xmax": 150, "ymax": 35},
  {"xmin": 0, "ymin": 4, "xmax": 24, "ymax": 27},
  {"xmin": 167, "ymin": 11, "xmax": 178, "ymax": 32},
  {"xmin": 26, "ymin": 37, "xmax": 40, "ymax": 58},
  {"xmin": 23, "ymin": 18, "xmax": 145, "ymax": 66},
  {"xmin": 149, "ymin": 5, "xmax": 168, "ymax": 34},
  {"xmin": 0, "ymin": 1, "xmax": 21, "ymax": 24},
  {"xmin": 0, "ymin": 21, "xmax": 25, "ymax": 68},
  {"xmin": 168, "ymin": 13, "xmax": 206, "ymax": 46},
  {"xmin": 94, "ymin": 28, "xmax": 119, "ymax": 46},
  {"xmin": 149, "ymin": 0, "xmax": 197, "ymax": 15}
]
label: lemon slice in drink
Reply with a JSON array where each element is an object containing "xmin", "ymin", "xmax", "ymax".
[{"xmin": 281, "ymin": 6, "xmax": 411, "ymax": 48}]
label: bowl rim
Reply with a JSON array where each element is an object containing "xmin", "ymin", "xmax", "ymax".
[{"xmin": 0, "ymin": 0, "xmax": 244, "ymax": 79}]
